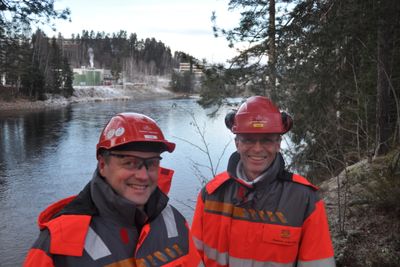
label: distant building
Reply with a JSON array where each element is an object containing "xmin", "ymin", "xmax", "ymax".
[
  {"xmin": 179, "ymin": 62, "xmax": 203, "ymax": 76},
  {"xmin": 73, "ymin": 67, "xmax": 107, "ymax": 86},
  {"xmin": 57, "ymin": 39, "xmax": 81, "ymax": 68}
]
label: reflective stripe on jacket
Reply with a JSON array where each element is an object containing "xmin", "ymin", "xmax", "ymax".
[
  {"xmin": 24, "ymin": 167, "xmax": 203, "ymax": 267},
  {"xmin": 191, "ymin": 153, "xmax": 335, "ymax": 267}
]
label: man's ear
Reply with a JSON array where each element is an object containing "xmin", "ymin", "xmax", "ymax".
[
  {"xmin": 275, "ymin": 136, "xmax": 282, "ymax": 151},
  {"xmin": 276, "ymin": 143, "xmax": 281, "ymax": 152},
  {"xmin": 234, "ymin": 137, "xmax": 239, "ymax": 150},
  {"xmin": 98, "ymin": 156, "xmax": 106, "ymax": 175}
]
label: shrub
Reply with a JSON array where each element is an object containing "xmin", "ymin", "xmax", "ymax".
[{"xmin": 365, "ymin": 149, "xmax": 400, "ymax": 216}]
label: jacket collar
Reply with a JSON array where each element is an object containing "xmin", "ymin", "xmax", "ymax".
[
  {"xmin": 227, "ymin": 151, "xmax": 291, "ymax": 187},
  {"xmin": 90, "ymin": 168, "xmax": 168, "ymax": 227},
  {"xmin": 37, "ymin": 168, "xmax": 169, "ymax": 229}
]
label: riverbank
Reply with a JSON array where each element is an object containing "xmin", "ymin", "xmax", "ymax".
[
  {"xmin": 0, "ymin": 98, "xmax": 68, "ymax": 112},
  {"xmin": 0, "ymin": 83, "xmax": 179, "ymax": 112}
]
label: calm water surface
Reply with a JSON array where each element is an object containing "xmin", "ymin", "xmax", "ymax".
[{"xmin": 0, "ymin": 98, "xmax": 237, "ymax": 266}]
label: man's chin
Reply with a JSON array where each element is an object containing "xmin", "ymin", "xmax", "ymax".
[{"xmin": 125, "ymin": 194, "xmax": 150, "ymax": 205}]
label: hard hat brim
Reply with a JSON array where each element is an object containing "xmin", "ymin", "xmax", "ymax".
[{"xmin": 107, "ymin": 140, "xmax": 176, "ymax": 153}]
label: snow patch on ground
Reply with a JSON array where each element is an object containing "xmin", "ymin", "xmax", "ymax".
[
  {"xmin": 70, "ymin": 86, "xmax": 129, "ymax": 102},
  {"xmin": 0, "ymin": 82, "xmax": 176, "ymax": 112}
]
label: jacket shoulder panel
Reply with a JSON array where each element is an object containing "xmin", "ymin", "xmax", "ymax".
[
  {"xmin": 205, "ymin": 172, "xmax": 230, "ymax": 194},
  {"xmin": 291, "ymin": 173, "xmax": 319, "ymax": 190},
  {"xmin": 158, "ymin": 167, "xmax": 174, "ymax": 195},
  {"xmin": 44, "ymin": 214, "xmax": 91, "ymax": 256},
  {"xmin": 38, "ymin": 195, "xmax": 76, "ymax": 229},
  {"xmin": 38, "ymin": 195, "xmax": 93, "ymax": 257}
]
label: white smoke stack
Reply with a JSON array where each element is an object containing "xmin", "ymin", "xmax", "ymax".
[{"xmin": 88, "ymin": 47, "xmax": 94, "ymax": 68}]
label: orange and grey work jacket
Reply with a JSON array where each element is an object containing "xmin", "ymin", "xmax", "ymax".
[
  {"xmin": 191, "ymin": 153, "xmax": 335, "ymax": 267},
  {"xmin": 24, "ymin": 168, "xmax": 203, "ymax": 267}
]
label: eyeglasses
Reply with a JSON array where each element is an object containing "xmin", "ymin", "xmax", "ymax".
[
  {"xmin": 237, "ymin": 136, "xmax": 281, "ymax": 146},
  {"xmin": 107, "ymin": 152, "xmax": 162, "ymax": 171}
]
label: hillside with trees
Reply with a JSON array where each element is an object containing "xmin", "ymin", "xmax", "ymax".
[
  {"xmin": 0, "ymin": 1, "xmax": 199, "ymax": 101},
  {"xmin": 1, "ymin": 27, "xmax": 199, "ymax": 101},
  {"xmin": 59, "ymin": 30, "xmax": 180, "ymax": 78},
  {"xmin": 0, "ymin": 0, "xmax": 73, "ymax": 100}
]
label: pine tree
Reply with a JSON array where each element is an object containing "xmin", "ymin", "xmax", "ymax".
[
  {"xmin": 62, "ymin": 57, "xmax": 74, "ymax": 97},
  {"xmin": 279, "ymin": 0, "xmax": 400, "ymax": 177},
  {"xmin": 48, "ymin": 37, "xmax": 63, "ymax": 94},
  {"xmin": 208, "ymin": 0, "xmax": 400, "ymax": 178}
]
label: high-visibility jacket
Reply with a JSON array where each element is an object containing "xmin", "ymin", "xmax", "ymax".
[
  {"xmin": 191, "ymin": 153, "xmax": 335, "ymax": 267},
  {"xmin": 24, "ymin": 168, "xmax": 204, "ymax": 267}
]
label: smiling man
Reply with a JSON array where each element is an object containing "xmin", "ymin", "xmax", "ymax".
[
  {"xmin": 24, "ymin": 113, "xmax": 203, "ymax": 267},
  {"xmin": 191, "ymin": 96, "xmax": 336, "ymax": 267}
]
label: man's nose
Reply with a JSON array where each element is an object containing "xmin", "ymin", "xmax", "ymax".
[
  {"xmin": 134, "ymin": 165, "xmax": 150, "ymax": 179},
  {"xmin": 252, "ymin": 140, "xmax": 264, "ymax": 150}
]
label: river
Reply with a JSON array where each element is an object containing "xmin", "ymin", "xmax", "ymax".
[{"xmin": 0, "ymin": 98, "xmax": 238, "ymax": 266}]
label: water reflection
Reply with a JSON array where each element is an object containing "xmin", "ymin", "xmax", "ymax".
[
  {"xmin": 0, "ymin": 98, "xmax": 237, "ymax": 266},
  {"xmin": 0, "ymin": 107, "xmax": 73, "ymax": 164}
]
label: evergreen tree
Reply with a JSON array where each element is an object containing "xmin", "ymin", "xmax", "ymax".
[
  {"xmin": 279, "ymin": 0, "xmax": 400, "ymax": 177},
  {"xmin": 198, "ymin": 65, "xmax": 240, "ymax": 107},
  {"xmin": 3, "ymin": 36, "xmax": 21, "ymax": 88},
  {"xmin": 21, "ymin": 58, "xmax": 46, "ymax": 100},
  {"xmin": 375, "ymin": 0, "xmax": 399, "ymax": 156},
  {"xmin": 208, "ymin": 0, "xmax": 400, "ymax": 179},
  {"xmin": 31, "ymin": 30, "xmax": 51, "ymax": 98},
  {"xmin": 211, "ymin": 0, "xmax": 293, "ymax": 100},
  {"xmin": 0, "ymin": 0, "xmax": 70, "ymax": 89},
  {"xmin": 0, "ymin": 0, "xmax": 70, "ymax": 31},
  {"xmin": 48, "ymin": 37, "xmax": 63, "ymax": 94},
  {"xmin": 62, "ymin": 57, "xmax": 74, "ymax": 97}
]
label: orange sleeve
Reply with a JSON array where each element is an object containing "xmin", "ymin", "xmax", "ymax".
[
  {"xmin": 298, "ymin": 200, "xmax": 335, "ymax": 261},
  {"xmin": 186, "ymin": 222, "xmax": 204, "ymax": 266},
  {"xmin": 23, "ymin": 248, "xmax": 54, "ymax": 267},
  {"xmin": 191, "ymin": 192, "xmax": 205, "ymax": 259}
]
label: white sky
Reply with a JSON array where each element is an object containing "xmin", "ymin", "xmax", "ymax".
[{"xmin": 44, "ymin": 0, "xmax": 241, "ymax": 64}]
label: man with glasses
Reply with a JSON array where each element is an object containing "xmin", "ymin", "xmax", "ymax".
[
  {"xmin": 191, "ymin": 96, "xmax": 335, "ymax": 267},
  {"xmin": 24, "ymin": 112, "xmax": 203, "ymax": 267}
]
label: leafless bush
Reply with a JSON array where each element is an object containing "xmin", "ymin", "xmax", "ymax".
[{"xmin": 173, "ymin": 107, "xmax": 232, "ymax": 187}]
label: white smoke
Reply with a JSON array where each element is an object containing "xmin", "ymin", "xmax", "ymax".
[{"xmin": 88, "ymin": 47, "xmax": 94, "ymax": 68}]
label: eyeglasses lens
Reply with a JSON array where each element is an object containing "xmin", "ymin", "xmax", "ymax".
[{"xmin": 108, "ymin": 153, "xmax": 161, "ymax": 171}]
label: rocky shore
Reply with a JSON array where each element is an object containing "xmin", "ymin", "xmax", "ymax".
[
  {"xmin": 0, "ymin": 84, "xmax": 177, "ymax": 113},
  {"xmin": 0, "ymin": 98, "xmax": 68, "ymax": 112},
  {"xmin": 320, "ymin": 156, "xmax": 400, "ymax": 266}
]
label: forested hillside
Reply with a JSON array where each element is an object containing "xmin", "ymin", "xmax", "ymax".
[
  {"xmin": 59, "ymin": 30, "xmax": 187, "ymax": 79},
  {"xmin": 0, "ymin": 28, "xmax": 197, "ymax": 101},
  {"xmin": 0, "ymin": 1, "xmax": 196, "ymax": 101}
]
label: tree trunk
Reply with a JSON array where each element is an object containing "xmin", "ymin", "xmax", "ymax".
[
  {"xmin": 268, "ymin": 0, "xmax": 276, "ymax": 99},
  {"xmin": 374, "ymin": 6, "xmax": 392, "ymax": 157}
]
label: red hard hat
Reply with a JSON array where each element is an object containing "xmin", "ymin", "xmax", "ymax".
[
  {"xmin": 228, "ymin": 96, "xmax": 292, "ymax": 134},
  {"xmin": 96, "ymin": 113, "xmax": 175, "ymax": 156}
]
